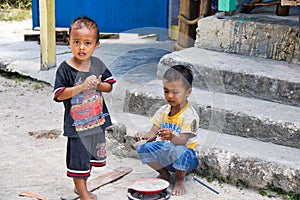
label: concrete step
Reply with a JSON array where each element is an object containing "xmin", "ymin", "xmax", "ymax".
[
  {"xmin": 197, "ymin": 128, "xmax": 300, "ymax": 194},
  {"xmin": 195, "ymin": 12, "xmax": 300, "ymax": 65},
  {"xmin": 109, "ymin": 113, "xmax": 300, "ymax": 194},
  {"xmin": 157, "ymin": 47, "xmax": 300, "ymax": 107},
  {"xmin": 123, "ymin": 80, "xmax": 300, "ymax": 149}
]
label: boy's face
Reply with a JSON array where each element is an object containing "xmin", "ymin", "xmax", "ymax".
[
  {"xmin": 163, "ymin": 79, "xmax": 191, "ymax": 109},
  {"xmin": 68, "ymin": 26, "xmax": 100, "ymax": 63}
]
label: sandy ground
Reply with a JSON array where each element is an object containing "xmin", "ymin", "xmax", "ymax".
[{"xmin": 0, "ymin": 20, "xmax": 284, "ymax": 200}]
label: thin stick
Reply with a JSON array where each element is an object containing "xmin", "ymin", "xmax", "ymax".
[{"xmin": 193, "ymin": 176, "xmax": 219, "ymax": 195}]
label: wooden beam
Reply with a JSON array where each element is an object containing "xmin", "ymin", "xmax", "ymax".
[{"xmin": 39, "ymin": 0, "xmax": 56, "ymax": 70}]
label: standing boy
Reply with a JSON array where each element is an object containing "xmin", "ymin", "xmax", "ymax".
[
  {"xmin": 135, "ymin": 65, "xmax": 199, "ymax": 196},
  {"xmin": 53, "ymin": 16, "xmax": 116, "ymax": 200}
]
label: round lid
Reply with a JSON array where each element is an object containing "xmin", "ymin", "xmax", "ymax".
[{"xmin": 130, "ymin": 178, "xmax": 170, "ymax": 194}]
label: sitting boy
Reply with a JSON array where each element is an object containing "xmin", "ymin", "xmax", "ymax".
[{"xmin": 135, "ymin": 65, "xmax": 199, "ymax": 196}]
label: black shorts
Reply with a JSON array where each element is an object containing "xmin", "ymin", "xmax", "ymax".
[{"xmin": 66, "ymin": 133, "xmax": 106, "ymax": 178}]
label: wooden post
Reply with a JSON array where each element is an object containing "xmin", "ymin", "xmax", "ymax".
[
  {"xmin": 174, "ymin": 0, "xmax": 199, "ymax": 50},
  {"xmin": 200, "ymin": 0, "xmax": 212, "ymax": 19},
  {"xmin": 39, "ymin": 0, "xmax": 56, "ymax": 70}
]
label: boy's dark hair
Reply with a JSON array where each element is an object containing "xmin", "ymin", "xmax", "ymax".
[
  {"xmin": 69, "ymin": 16, "xmax": 100, "ymax": 43},
  {"xmin": 163, "ymin": 65, "xmax": 193, "ymax": 89}
]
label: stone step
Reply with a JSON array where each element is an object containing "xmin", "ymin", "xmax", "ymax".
[
  {"xmin": 123, "ymin": 80, "xmax": 300, "ymax": 149},
  {"xmin": 109, "ymin": 113, "xmax": 300, "ymax": 194},
  {"xmin": 197, "ymin": 128, "xmax": 300, "ymax": 194},
  {"xmin": 157, "ymin": 47, "xmax": 300, "ymax": 107},
  {"xmin": 194, "ymin": 13, "xmax": 300, "ymax": 65}
]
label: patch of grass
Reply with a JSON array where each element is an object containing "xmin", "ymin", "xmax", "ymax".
[
  {"xmin": 0, "ymin": 8, "xmax": 31, "ymax": 21},
  {"xmin": 259, "ymin": 189, "xmax": 275, "ymax": 198},
  {"xmin": 252, "ymin": 184, "xmax": 300, "ymax": 200},
  {"xmin": 259, "ymin": 189, "xmax": 268, "ymax": 196},
  {"xmin": 259, "ymin": 183, "xmax": 300, "ymax": 200}
]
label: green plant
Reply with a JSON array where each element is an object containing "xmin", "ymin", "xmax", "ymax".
[
  {"xmin": 0, "ymin": 0, "xmax": 32, "ymax": 21},
  {"xmin": 0, "ymin": 0, "xmax": 31, "ymax": 9},
  {"xmin": 266, "ymin": 183, "xmax": 300, "ymax": 200},
  {"xmin": 0, "ymin": 8, "xmax": 31, "ymax": 21},
  {"xmin": 259, "ymin": 189, "xmax": 275, "ymax": 198},
  {"xmin": 259, "ymin": 189, "xmax": 268, "ymax": 196}
]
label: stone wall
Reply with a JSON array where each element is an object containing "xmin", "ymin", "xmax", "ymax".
[{"xmin": 195, "ymin": 15, "xmax": 300, "ymax": 65}]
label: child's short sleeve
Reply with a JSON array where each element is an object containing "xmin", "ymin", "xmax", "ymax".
[
  {"xmin": 53, "ymin": 62, "xmax": 75, "ymax": 102},
  {"xmin": 101, "ymin": 68, "xmax": 116, "ymax": 85}
]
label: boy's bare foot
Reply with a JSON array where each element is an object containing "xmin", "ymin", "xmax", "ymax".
[
  {"xmin": 74, "ymin": 188, "xmax": 97, "ymax": 200},
  {"xmin": 172, "ymin": 169, "xmax": 187, "ymax": 196},
  {"xmin": 172, "ymin": 180, "xmax": 186, "ymax": 196}
]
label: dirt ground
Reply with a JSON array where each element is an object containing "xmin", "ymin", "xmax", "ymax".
[{"xmin": 0, "ymin": 20, "xmax": 284, "ymax": 200}]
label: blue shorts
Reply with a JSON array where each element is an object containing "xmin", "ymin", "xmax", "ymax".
[
  {"xmin": 66, "ymin": 133, "xmax": 106, "ymax": 178},
  {"xmin": 136, "ymin": 141, "xmax": 198, "ymax": 173}
]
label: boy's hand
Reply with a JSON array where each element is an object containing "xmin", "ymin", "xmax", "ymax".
[
  {"xmin": 135, "ymin": 132, "xmax": 144, "ymax": 142},
  {"xmin": 159, "ymin": 128, "xmax": 174, "ymax": 141},
  {"xmin": 82, "ymin": 75, "xmax": 98, "ymax": 90}
]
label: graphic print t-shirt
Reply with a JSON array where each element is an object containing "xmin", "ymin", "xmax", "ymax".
[
  {"xmin": 53, "ymin": 56, "xmax": 116, "ymax": 138},
  {"xmin": 70, "ymin": 79, "xmax": 105, "ymax": 133}
]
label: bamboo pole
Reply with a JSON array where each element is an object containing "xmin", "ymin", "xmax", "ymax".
[{"xmin": 39, "ymin": 0, "xmax": 56, "ymax": 70}]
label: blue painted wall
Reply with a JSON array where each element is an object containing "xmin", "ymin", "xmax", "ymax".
[{"xmin": 32, "ymin": 0, "xmax": 169, "ymax": 33}]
